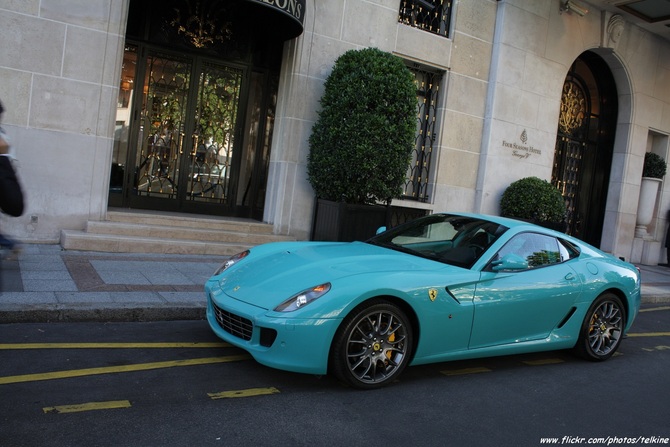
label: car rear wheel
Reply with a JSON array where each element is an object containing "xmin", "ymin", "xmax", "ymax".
[
  {"xmin": 574, "ymin": 293, "xmax": 626, "ymax": 361},
  {"xmin": 330, "ymin": 300, "xmax": 413, "ymax": 389}
]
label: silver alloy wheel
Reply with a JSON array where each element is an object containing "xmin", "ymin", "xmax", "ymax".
[
  {"xmin": 344, "ymin": 309, "xmax": 409, "ymax": 385},
  {"xmin": 587, "ymin": 299, "xmax": 623, "ymax": 356}
]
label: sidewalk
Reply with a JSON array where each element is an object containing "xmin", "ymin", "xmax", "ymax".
[
  {"xmin": 1, "ymin": 244, "xmax": 669, "ymax": 323},
  {"xmin": 0, "ymin": 244, "xmax": 227, "ymax": 323}
]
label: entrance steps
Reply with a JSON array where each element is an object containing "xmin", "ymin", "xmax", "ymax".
[{"xmin": 60, "ymin": 210, "xmax": 295, "ymax": 255}]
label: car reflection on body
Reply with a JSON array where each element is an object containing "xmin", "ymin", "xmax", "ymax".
[{"xmin": 205, "ymin": 213, "xmax": 641, "ymax": 389}]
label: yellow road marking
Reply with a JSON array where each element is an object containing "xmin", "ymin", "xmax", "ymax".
[
  {"xmin": 441, "ymin": 367, "xmax": 492, "ymax": 376},
  {"xmin": 642, "ymin": 346, "xmax": 670, "ymax": 351},
  {"xmin": 43, "ymin": 400, "xmax": 131, "ymax": 414},
  {"xmin": 522, "ymin": 358, "xmax": 565, "ymax": 366},
  {"xmin": 640, "ymin": 306, "xmax": 670, "ymax": 312},
  {"xmin": 628, "ymin": 332, "xmax": 670, "ymax": 337},
  {"xmin": 208, "ymin": 387, "xmax": 280, "ymax": 399},
  {"xmin": 0, "ymin": 355, "xmax": 250, "ymax": 385},
  {"xmin": 0, "ymin": 342, "xmax": 231, "ymax": 350}
]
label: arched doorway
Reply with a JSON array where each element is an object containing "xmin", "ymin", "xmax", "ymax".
[
  {"xmin": 109, "ymin": 0, "xmax": 303, "ymax": 220},
  {"xmin": 552, "ymin": 51, "xmax": 618, "ymax": 247}
]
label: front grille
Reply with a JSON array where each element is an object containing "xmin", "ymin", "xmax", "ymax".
[{"xmin": 212, "ymin": 302, "xmax": 253, "ymax": 341}]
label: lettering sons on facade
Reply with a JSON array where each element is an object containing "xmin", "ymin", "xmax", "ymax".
[{"xmin": 260, "ymin": 0, "xmax": 303, "ymax": 21}]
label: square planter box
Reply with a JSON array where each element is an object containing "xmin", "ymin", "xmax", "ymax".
[{"xmin": 311, "ymin": 199, "xmax": 389, "ymax": 242}]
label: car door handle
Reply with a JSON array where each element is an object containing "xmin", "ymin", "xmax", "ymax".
[{"xmin": 565, "ymin": 272, "xmax": 576, "ymax": 281}]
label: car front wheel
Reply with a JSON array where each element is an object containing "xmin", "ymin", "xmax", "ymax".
[
  {"xmin": 330, "ymin": 300, "xmax": 413, "ymax": 389},
  {"xmin": 574, "ymin": 293, "xmax": 626, "ymax": 361}
]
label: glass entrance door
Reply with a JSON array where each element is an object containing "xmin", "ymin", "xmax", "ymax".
[
  {"xmin": 111, "ymin": 46, "xmax": 254, "ymax": 216},
  {"xmin": 110, "ymin": 43, "xmax": 276, "ymax": 218},
  {"xmin": 187, "ymin": 62, "xmax": 243, "ymax": 207},
  {"xmin": 133, "ymin": 51, "xmax": 191, "ymax": 204}
]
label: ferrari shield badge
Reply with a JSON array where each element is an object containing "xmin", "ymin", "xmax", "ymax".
[{"xmin": 428, "ymin": 288, "xmax": 438, "ymax": 301}]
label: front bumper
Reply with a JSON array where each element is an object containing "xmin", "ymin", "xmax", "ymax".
[{"xmin": 205, "ymin": 284, "xmax": 342, "ymax": 375}]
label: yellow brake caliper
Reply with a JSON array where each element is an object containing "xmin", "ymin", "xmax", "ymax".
[{"xmin": 386, "ymin": 332, "xmax": 395, "ymax": 360}]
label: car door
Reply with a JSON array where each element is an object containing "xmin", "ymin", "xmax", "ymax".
[{"xmin": 468, "ymin": 232, "xmax": 583, "ymax": 349}]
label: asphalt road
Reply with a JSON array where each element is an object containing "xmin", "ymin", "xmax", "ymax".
[{"xmin": 0, "ymin": 305, "xmax": 669, "ymax": 447}]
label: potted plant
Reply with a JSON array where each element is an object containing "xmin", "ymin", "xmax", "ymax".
[
  {"xmin": 307, "ymin": 48, "xmax": 416, "ymax": 241},
  {"xmin": 500, "ymin": 176, "xmax": 567, "ymax": 231},
  {"xmin": 636, "ymin": 152, "xmax": 667, "ymax": 237},
  {"xmin": 642, "ymin": 152, "xmax": 667, "ymax": 179}
]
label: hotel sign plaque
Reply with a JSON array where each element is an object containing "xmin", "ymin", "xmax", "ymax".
[{"xmin": 503, "ymin": 129, "xmax": 542, "ymax": 159}]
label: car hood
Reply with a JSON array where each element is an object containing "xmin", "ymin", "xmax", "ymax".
[{"xmin": 218, "ymin": 241, "xmax": 448, "ymax": 309}]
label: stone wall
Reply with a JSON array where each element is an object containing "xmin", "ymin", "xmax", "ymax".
[{"xmin": 0, "ymin": 0, "xmax": 129, "ymax": 242}]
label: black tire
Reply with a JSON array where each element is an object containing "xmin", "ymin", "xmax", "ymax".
[
  {"xmin": 574, "ymin": 293, "xmax": 626, "ymax": 361},
  {"xmin": 330, "ymin": 300, "xmax": 413, "ymax": 389}
]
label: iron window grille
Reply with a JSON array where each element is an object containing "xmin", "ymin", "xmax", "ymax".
[
  {"xmin": 398, "ymin": 0, "xmax": 452, "ymax": 38},
  {"xmin": 403, "ymin": 65, "xmax": 443, "ymax": 203}
]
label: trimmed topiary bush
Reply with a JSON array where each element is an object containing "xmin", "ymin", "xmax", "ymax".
[
  {"xmin": 500, "ymin": 176, "xmax": 566, "ymax": 223},
  {"xmin": 642, "ymin": 152, "xmax": 667, "ymax": 179},
  {"xmin": 307, "ymin": 47, "xmax": 416, "ymax": 205}
]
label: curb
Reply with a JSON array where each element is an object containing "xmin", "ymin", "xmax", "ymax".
[
  {"xmin": 641, "ymin": 295, "xmax": 670, "ymax": 304},
  {"xmin": 1, "ymin": 295, "xmax": 667, "ymax": 324},
  {"xmin": 0, "ymin": 304, "xmax": 206, "ymax": 324}
]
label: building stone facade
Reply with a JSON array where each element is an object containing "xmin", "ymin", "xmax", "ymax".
[
  {"xmin": 1, "ymin": 0, "xmax": 669, "ymax": 264},
  {"xmin": 0, "ymin": 0, "xmax": 127, "ymax": 240}
]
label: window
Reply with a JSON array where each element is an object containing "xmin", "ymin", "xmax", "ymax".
[
  {"xmin": 495, "ymin": 233, "xmax": 564, "ymax": 269},
  {"xmin": 558, "ymin": 238, "xmax": 581, "ymax": 262},
  {"xmin": 403, "ymin": 65, "xmax": 443, "ymax": 202},
  {"xmin": 398, "ymin": 0, "xmax": 452, "ymax": 38}
]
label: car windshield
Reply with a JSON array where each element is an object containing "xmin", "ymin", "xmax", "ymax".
[{"xmin": 368, "ymin": 214, "xmax": 508, "ymax": 268}]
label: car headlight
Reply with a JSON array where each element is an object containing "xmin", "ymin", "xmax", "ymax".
[
  {"xmin": 213, "ymin": 250, "xmax": 249, "ymax": 276},
  {"xmin": 274, "ymin": 283, "xmax": 331, "ymax": 312}
]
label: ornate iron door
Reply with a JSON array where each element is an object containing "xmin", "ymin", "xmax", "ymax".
[
  {"xmin": 125, "ymin": 50, "xmax": 244, "ymax": 213},
  {"xmin": 133, "ymin": 51, "xmax": 191, "ymax": 202},
  {"xmin": 186, "ymin": 62, "xmax": 243, "ymax": 205},
  {"xmin": 552, "ymin": 75, "xmax": 591, "ymax": 239},
  {"xmin": 552, "ymin": 52, "xmax": 618, "ymax": 247}
]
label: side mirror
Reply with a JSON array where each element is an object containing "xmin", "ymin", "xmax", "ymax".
[
  {"xmin": 491, "ymin": 253, "xmax": 528, "ymax": 272},
  {"xmin": 376, "ymin": 226, "xmax": 387, "ymax": 235}
]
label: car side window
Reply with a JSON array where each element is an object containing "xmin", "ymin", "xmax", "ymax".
[
  {"xmin": 558, "ymin": 238, "xmax": 580, "ymax": 261},
  {"xmin": 495, "ymin": 233, "xmax": 563, "ymax": 269}
]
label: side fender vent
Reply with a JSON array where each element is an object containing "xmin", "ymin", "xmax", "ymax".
[{"xmin": 557, "ymin": 307, "xmax": 577, "ymax": 328}]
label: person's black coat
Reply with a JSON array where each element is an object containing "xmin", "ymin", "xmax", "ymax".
[{"xmin": 0, "ymin": 156, "xmax": 24, "ymax": 217}]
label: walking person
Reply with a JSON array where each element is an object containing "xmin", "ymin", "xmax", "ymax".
[{"xmin": 0, "ymin": 100, "xmax": 25, "ymax": 261}]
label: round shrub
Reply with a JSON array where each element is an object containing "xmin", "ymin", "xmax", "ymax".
[
  {"xmin": 500, "ymin": 177, "xmax": 566, "ymax": 223},
  {"xmin": 642, "ymin": 152, "xmax": 667, "ymax": 179},
  {"xmin": 307, "ymin": 48, "xmax": 416, "ymax": 204}
]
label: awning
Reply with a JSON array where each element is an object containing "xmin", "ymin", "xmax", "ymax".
[{"xmin": 243, "ymin": 0, "xmax": 306, "ymax": 41}]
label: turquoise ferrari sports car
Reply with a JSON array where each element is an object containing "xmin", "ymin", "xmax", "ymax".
[{"xmin": 205, "ymin": 213, "xmax": 641, "ymax": 389}]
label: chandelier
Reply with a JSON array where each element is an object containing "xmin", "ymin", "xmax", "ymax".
[{"xmin": 170, "ymin": 0, "xmax": 232, "ymax": 48}]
